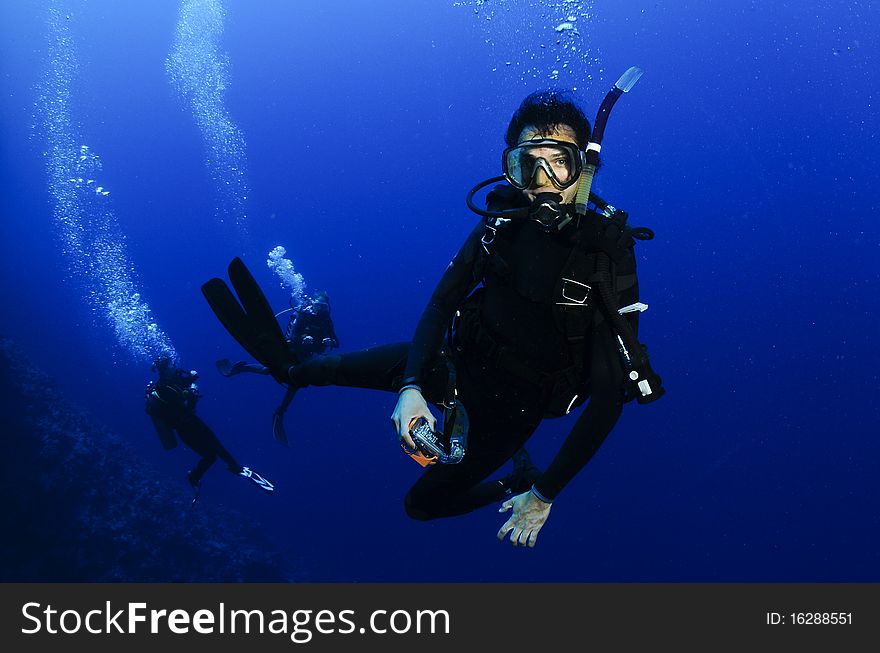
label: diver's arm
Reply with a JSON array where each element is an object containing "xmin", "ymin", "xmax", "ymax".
[
  {"xmin": 401, "ymin": 222, "xmax": 484, "ymax": 386},
  {"xmin": 392, "ymin": 222, "xmax": 484, "ymax": 446},
  {"xmin": 326, "ymin": 322, "xmax": 340, "ymax": 348},
  {"xmin": 532, "ymin": 306, "xmax": 640, "ymax": 501},
  {"xmin": 315, "ymin": 310, "xmax": 340, "ymax": 348},
  {"xmin": 533, "ymin": 392, "xmax": 623, "ymax": 501}
]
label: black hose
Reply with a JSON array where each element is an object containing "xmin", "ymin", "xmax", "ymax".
[
  {"xmin": 594, "ymin": 249, "xmax": 665, "ymax": 404},
  {"xmin": 595, "ymin": 253, "xmax": 642, "ymax": 366}
]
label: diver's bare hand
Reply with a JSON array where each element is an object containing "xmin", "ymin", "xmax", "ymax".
[
  {"xmin": 497, "ymin": 490, "xmax": 552, "ymax": 548},
  {"xmin": 391, "ymin": 388, "xmax": 435, "ymax": 451}
]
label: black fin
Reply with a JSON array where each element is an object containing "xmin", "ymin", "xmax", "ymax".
[
  {"xmin": 203, "ymin": 259, "xmax": 295, "ymax": 382},
  {"xmin": 227, "ymin": 257, "xmax": 286, "ymax": 345},
  {"xmin": 201, "ymin": 278, "xmax": 267, "ymax": 365},
  {"xmin": 272, "ymin": 409, "xmax": 289, "ymax": 446}
]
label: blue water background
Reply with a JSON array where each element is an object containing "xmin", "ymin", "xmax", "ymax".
[{"xmin": 1, "ymin": 0, "xmax": 877, "ymax": 581}]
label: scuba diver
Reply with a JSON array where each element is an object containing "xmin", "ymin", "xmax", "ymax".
[
  {"xmin": 215, "ymin": 290, "xmax": 340, "ymax": 445},
  {"xmin": 145, "ymin": 356, "xmax": 275, "ymax": 503},
  {"xmin": 201, "ymin": 70, "xmax": 664, "ymax": 547}
]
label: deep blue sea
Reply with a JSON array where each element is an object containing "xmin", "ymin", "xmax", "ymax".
[{"xmin": 1, "ymin": 0, "xmax": 877, "ymax": 582}]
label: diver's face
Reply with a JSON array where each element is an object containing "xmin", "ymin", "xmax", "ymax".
[{"xmin": 516, "ymin": 124, "xmax": 581, "ymax": 204}]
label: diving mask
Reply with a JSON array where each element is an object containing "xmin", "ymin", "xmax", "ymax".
[{"xmin": 502, "ymin": 138, "xmax": 585, "ymax": 191}]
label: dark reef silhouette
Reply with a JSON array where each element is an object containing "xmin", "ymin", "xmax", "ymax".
[{"xmin": 0, "ymin": 337, "xmax": 297, "ymax": 582}]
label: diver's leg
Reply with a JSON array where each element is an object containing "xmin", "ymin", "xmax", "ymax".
[
  {"xmin": 215, "ymin": 443, "xmax": 242, "ymax": 473},
  {"xmin": 274, "ymin": 344, "xmax": 448, "ymax": 445},
  {"xmin": 187, "ymin": 451, "xmax": 217, "ymax": 487},
  {"xmin": 288, "ymin": 343, "xmax": 407, "ymax": 390},
  {"xmin": 236, "ymin": 363, "xmax": 270, "ymax": 375},
  {"xmin": 403, "ymin": 381, "xmax": 544, "ymax": 520},
  {"xmin": 403, "ymin": 434, "xmax": 532, "ymax": 520},
  {"xmin": 150, "ymin": 415, "xmax": 178, "ymax": 450},
  {"xmin": 177, "ymin": 416, "xmax": 241, "ymax": 474},
  {"xmin": 288, "ymin": 342, "xmax": 449, "ymax": 401}
]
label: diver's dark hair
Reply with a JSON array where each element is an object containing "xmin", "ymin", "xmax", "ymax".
[{"xmin": 505, "ymin": 89, "xmax": 591, "ymax": 148}]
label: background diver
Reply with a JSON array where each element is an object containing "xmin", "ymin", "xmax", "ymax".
[
  {"xmin": 215, "ymin": 289, "xmax": 340, "ymax": 445},
  {"xmin": 145, "ymin": 356, "xmax": 275, "ymax": 503},
  {"xmin": 202, "ymin": 73, "xmax": 663, "ymax": 547}
]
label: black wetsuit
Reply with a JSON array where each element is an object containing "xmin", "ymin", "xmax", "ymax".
[
  {"xmin": 294, "ymin": 186, "xmax": 640, "ymax": 520},
  {"xmin": 146, "ymin": 373, "xmax": 241, "ymax": 485}
]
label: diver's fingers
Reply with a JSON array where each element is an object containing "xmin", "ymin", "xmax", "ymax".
[
  {"xmin": 499, "ymin": 500, "xmax": 513, "ymax": 512},
  {"xmin": 390, "ymin": 413, "xmax": 416, "ymax": 449},
  {"xmin": 496, "ymin": 516, "xmax": 515, "ymax": 541},
  {"xmin": 510, "ymin": 525, "xmax": 525, "ymax": 546},
  {"xmin": 392, "ymin": 419, "xmax": 410, "ymax": 448},
  {"xmin": 399, "ymin": 418, "xmax": 415, "ymax": 449},
  {"xmin": 527, "ymin": 528, "xmax": 540, "ymax": 548},
  {"xmin": 404, "ymin": 413, "xmax": 423, "ymax": 449}
]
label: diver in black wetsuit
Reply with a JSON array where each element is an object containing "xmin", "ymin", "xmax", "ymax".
[
  {"xmin": 145, "ymin": 356, "xmax": 274, "ymax": 502},
  {"xmin": 202, "ymin": 77, "xmax": 663, "ymax": 546},
  {"xmin": 215, "ymin": 290, "xmax": 339, "ymax": 444},
  {"xmin": 285, "ymin": 290, "xmax": 340, "ymax": 361}
]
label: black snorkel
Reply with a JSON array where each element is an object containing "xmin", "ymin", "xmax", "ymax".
[
  {"xmin": 574, "ymin": 66, "xmax": 643, "ymax": 217},
  {"xmin": 580, "ymin": 67, "xmax": 665, "ymax": 404}
]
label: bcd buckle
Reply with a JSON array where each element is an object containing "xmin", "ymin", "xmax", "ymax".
[{"xmin": 556, "ymin": 278, "xmax": 592, "ymax": 306}]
